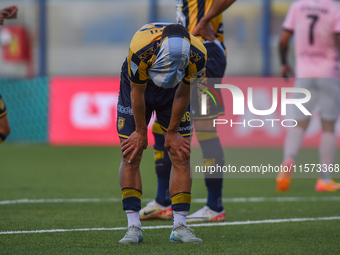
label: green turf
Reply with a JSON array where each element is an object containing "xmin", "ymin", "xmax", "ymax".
[{"xmin": 0, "ymin": 144, "xmax": 339, "ymax": 254}]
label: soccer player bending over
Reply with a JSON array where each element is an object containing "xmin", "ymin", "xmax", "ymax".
[
  {"xmin": 140, "ymin": 0, "xmax": 237, "ymax": 224},
  {"xmin": 0, "ymin": 5, "xmax": 18, "ymax": 144},
  {"xmin": 117, "ymin": 23, "xmax": 207, "ymax": 243},
  {"xmin": 277, "ymin": 0, "xmax": 340, "ymax": 192}
]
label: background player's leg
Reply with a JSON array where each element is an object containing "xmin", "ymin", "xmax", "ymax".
[
  {"xmin": 187, "ymin": 42, "xmax": 227, "ymax": 222},
  {"xmin": 319, "ymin": 120, "xmax": 336, "ymax": 182},
  {"xmin": 277, "ymin": 119, "xmax": 309, "ymax": 192},
  {"xmin": 277, "ymin": 78, "xmax": 317, "ymax": 192},
  {"xmin": 315, "ymin": 79, "xmax": 340, "ymax": 191},
  {"xmin": 187, "ymin": 120, "xmax": 225, "ymax": 223},
  {"xmin": 152, "ymin": 122, "xmax": 172, "ymax": 206},
  {"xmin": 283, "ymin": 120, "xmax": 309, "ymax": 161},
  {"xmin": 315, "ymin": 120, "xmax": 340, "ymax": 191}
]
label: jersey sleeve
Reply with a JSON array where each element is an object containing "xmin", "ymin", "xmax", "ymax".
[
  {"xmin": 182, "ymin": 55, "xmax": 207, "ymax": 85},
  {"xmin": 127, "ymin": 49, "xmax": 149, "ymax": 86},
  {"xmin": 282, "ymin": 3, "xmax": 297, "ymax": 32},
  {"xmin": 182, "ymin": 36, "xmax": 207, "ymax": 85}
]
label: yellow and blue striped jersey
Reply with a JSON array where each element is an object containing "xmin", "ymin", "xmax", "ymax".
[
  {"xmin": 176, "ymin": 0, "xmax": 224, "ymax": 43},
  {"xmin": 127, "ymin": 23, "xmax": 207, "ymax": 86}
]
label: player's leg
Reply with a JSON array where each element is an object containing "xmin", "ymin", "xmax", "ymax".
[
  {"xmin": 167, "ymin": 133, "xmax": 192, "ymax": 226},
  {"xmin": 277, "ymin": 78, "xmax": 317, "ymax": 192},
  {"xmin": 315, "ymin": 79, "xmax": 340, "ymax": 191},
  {"xmin": 282, "ymin": 118, "xmax": 309, "ymax": 161},
  {"xmin": 159, "ymin": 112, "xmax": 192, "ymax": 230},
  {"xmin": 155, "ymin": 83, "xmax": 202, "ymax": 243},
  {"xmin": 0, "ymin": 94, "xmax": 10, "ymax": 144},
  {"xmin": 276, "ymin": 119, "xmax": 309, "ymax": 192},
  {"xmin": 117, "ymin": 61, "xmax": 151, "ymax": 244},
  {"xmin": 186, "ymin": 120, "xmax": 225, "ymax": 222},
  {"xmin": 118, "ymin": 144, "xmax": 144, "ymax": 244},
  {"xmin": 187, "ymin": 41, "xmax": 226, "ymax": 222},
  {"xmin": 314, "ymin": 119, "xmax": 340, "ymax": 191},
  {"xmin": 139, "ymin": 120, "xmax": 173, "ymax": 220},
  {"xmin": 155, "ymin": 88, "xmax": 193, "ymax": 229},
  {"xmin": 167, "ymin": 134, "xmax": 202, "ymax": 243},
  {"xmin": 119, "ymin": 137, "xmax": 143, "ymax": 222},
  {"xmin": 118, "ymin": 123, "xmax": 144, "ymax": 243},
  {"xmin": 153, "ymin": 122, "xmax": 172, "ymax": 207}
]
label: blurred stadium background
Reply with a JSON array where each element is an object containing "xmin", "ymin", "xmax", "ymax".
[
  {"xmin": 0, "ymin": 0, "xmax": 294, "ymax": 78},
  {"xmin": 0, "ymin": 0, "xmax": 298, "ymax": 144}
]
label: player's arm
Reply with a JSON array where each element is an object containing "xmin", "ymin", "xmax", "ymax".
[
  {"xmin": 164, "ymin": 82, "xmax": 191, "ymax": 164},
  {"xmin": 121, "ymin": 82, "xmax": 148, "ymax": 163},
  {"xmin": 279, "ymin": 30, "xmax": 293, "ymax": 79},
  {"xmin": 192, "ymin": 0, "xmax": 237, "ymax": 41},
  {"xmin": 2, "ymin": 6, "xmax": 18, "ymax": 19},
  {"xmin": 0, "ymin": 9, "xmax": 8, "ymax": 25},
  {"xmin": 0, "ymin": 11, "xmax": 4, "ymax": 25}
]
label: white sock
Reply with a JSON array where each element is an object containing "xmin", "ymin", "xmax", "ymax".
[
  {"xmin": 284, "ymin": 126, "xmax": 304, "ymax": 160},
  {"xmin": 126, "ymin": 210, "xmax": 141, "ymax": 227},
  {"xmin": 319, "ymin": 132, "xmax": 337, "ymax": 182},
  {"xmin": 173, "ymin": 211, "xmax": 188, "ymax": 229}
]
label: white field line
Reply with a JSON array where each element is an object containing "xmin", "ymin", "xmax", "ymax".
[
  {"xmin": 1, "ymin": 196, "xmax": 340, "ymax": 205},
  {"xmin": 1, "ymin": 216, "xmax": 340, "ymax": 235}
]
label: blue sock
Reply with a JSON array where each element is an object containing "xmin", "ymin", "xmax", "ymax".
[
  {"xmin": 197, "ymin": 133, "xmax": 224, "ymax": 212},
  {"xmin": 0, "ymin": 132, "xmax": 7, "ymax": 143},
  {"xmin": 205, "ymin": 178, "xmax": 223, "ymax": 212},
  {"xmin": 153, "ymin": 122, "xmax": 172, "ymax": 207},
  {"xmin": 156, "ymin": 178, "xmax": 171, "ymax": 207}
]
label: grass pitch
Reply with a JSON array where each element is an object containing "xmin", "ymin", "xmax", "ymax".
[{"xmin": 0, "ymin": 144, "xmax": 339, "ymax": 254}]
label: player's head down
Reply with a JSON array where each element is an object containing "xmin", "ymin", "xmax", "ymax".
[{"xmin": 148, "ymin": 24, "xmax": 191, "ymax": 89}]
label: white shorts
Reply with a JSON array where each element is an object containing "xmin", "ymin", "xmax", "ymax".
[{"xmin": 293, "ymin": 78, "xmax": 340, "ymax": 121}]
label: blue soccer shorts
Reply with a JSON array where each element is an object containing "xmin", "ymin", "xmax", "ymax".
[{"xmin": 117, "ymin": 60, "xmax": 192, "ymax": 140}]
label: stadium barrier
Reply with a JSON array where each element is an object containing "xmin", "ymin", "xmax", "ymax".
[
  {"xmin": 0, "ymin": 77, "xmax": 49, "ymax": 143},
  {"xmin": 1, "ymin": 76, "xmax": 340, "ymax": 147}
]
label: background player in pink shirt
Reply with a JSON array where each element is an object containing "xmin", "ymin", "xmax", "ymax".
[{"xmin": 277, "ymin": 0, "xmax": 340, "ymax": 192}]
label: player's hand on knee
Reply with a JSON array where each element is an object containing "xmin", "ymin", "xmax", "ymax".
[
  {"xmin": 121, "ymin": 131, "xmax": 147, "ymax": 164},
  {"xmin": 164, "ymin": 132, "xmax": 190, "ymax": 164}
]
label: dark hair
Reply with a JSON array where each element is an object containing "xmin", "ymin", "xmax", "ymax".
[{"xmin": 161, "ymin": 24, "xmax": 190, "ymax": 42}]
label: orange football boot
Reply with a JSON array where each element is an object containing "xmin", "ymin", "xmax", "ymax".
[
  {"xmin": 276, "ymin": 157, "xmax": 295, "ymax": 192},
  {"xmin": 315, "ymin": 179, "xmax": 340, "ymax": 192}
]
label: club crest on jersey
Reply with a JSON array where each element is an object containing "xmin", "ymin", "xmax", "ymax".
[
  {"xmin": 130, "ymin": 61, "xmax": 138, "ymax": 76},
  {"xmin": 118, "ymin": 117, "xmax": 125, "ymax": 131}
]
